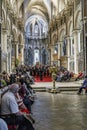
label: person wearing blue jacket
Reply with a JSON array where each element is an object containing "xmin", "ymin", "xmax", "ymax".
[{"xmin": 77, "ymin": 75, "xmax": 87, "ymax": 94}]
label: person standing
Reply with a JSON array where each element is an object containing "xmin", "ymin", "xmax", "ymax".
[
  {"xmin": 77, "ymin": 75, "xmax": 87, "ymax": 94},
  {"xmin": 39, "ymin": 66, "xmax": 43, "ymax": 81}
]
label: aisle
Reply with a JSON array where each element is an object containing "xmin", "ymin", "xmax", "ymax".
[{"xmin": 32, "ymin": 92, "xmax": 87, "ymax": 130}]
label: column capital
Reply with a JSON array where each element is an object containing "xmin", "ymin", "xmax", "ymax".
[
  {"xmin": 64, "ymin": 35, "xmax": 71, "ymax": 39},
  {"xmin": 19, "ymin": 44, "xmax": 24, "ymax": 48},
  {"xmin": 2, "ymin": 28, "xmax": 7, "ymax": 33},
  {"xmin": 72, "ymin": 28, "xmax": 80, "ymax": 34},
  {"xmin": 14, "ymin": 41, "xmax": 18, "ymax": 44},
  {"xmin": 64, "ymin": 34, "xmax": 69, "ymax": 37},
  {"xmin": 57, "ymin": 41, "xmax": 63, "ymax": 46},
  {"xmin": 81, "ymin": 17, "xmax": 87, "ymax": 25},
  {"xmin": 12, "ymin": 41, "xmax": 18, "ymax": 45}
]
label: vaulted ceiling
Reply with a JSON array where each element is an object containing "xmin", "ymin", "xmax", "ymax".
[
  {"xmin": 17, "ymin": 0, "xmax": 68, "ymax": 30},
  {"xmin": 18, "ymin": 0, "xmax": 62, "ymax": 22}
]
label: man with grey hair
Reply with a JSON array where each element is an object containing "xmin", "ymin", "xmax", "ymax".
[{"xmin": 1, "ymin": 83, "xmax": 35, "ymax": 130}]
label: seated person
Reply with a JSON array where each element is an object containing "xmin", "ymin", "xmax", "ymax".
[
  {"xmin": 0, "ymin": 118, "xmax": 8, "ymax": 130},
  {"xmin": 75, "ymin": 71, "xmax": 84, "ymax": 81},
  {"xmin": 77, "ymin": 75, "xmax": 87, "ymax": 94},
  {"xmin": 18, "ymin": 79, "xmax": 33, "ymax": 113},
  {"xmin": 1, "ymin": 83, "xmax": 35, "ymax": 130}
]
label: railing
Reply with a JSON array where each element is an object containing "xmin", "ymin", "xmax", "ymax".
[{"xmin": 25, "ymin": 33, "xmax": 48, "ymax": 39}]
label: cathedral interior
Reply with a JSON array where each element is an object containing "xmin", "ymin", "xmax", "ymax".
[
  {"xmin": 1, "ymin": 1, "xmax": 87, "ymax": 130},
  {"xmin": 0, "ymin": 0, "xmax": 87, "ymax": 74}
]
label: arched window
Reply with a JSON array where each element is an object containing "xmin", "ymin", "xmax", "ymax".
[
  {"xmin": 34, "ymin": 21, "xmax": 39, "ymax": 36},
  {"xmin": 54, "ymin": 44, "xmax": 58, "ymax": 54},
  {"xmin": 63, "ymin": 39, "xmax": 67, "ymax": 55}
]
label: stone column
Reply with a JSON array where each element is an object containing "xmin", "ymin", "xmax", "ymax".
[
  {"xmin": 66, "ymin": 36, "xmax": 71, "ymax": 71},
  {"xmin": 21, "ymin": 44, "xmax": 24, "ymax": 65},
  {"xmin": 12, "ymin": 41, "xmax": 18, "ymax": 67},
  {"xmin": 58, "ymin": 42, "xmax": 61, "ymax": 66},
  {"xmin": 50, "ymin": 45, "xmax": 54, "ymax": 65},
  {"xmin": 0, "ymin": 0, "xmax": 2, "ymax": 72},
  {"xmin": 9, "ymin": 51, "xmax": 12, "ymax": 73},
  {"xmin": 2, "ymin": 28, "xmax": 8, "ymax": 72},
  {"xmin": 7, "ymin": 35, "xmax": 12, "ymax": 73},
  {"xmin": 15, "ymin": 42, "xmax": 18, "ymax": 59},
  {"xmin": 73, "ymin": 29, "xmax": 79, "ymax": 74},
  {"xmin": 70, "ymin": 37, "xmax": 73, "ymax": 56},
  {"xmin": 81, "ymin": 0, "xmax": 87, "ymax": 73}
]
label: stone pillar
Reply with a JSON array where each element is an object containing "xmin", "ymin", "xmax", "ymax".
[
  {"xmin": 66, "ymin": 36, "xmax": 71, "ymax": 71},
  {"xmin": 7, "ymin": 35, "xmax": 12, "ymax": 73},
  {"xmin": 15, "ymin": 42, "xmax": 18, "ymax": 59},
  {"xmin": 81, "ymin": 0, "xmax": 87, "ymax": 73},
  {"xmin": 73, "ymin": 30, "xmax": 79, "ymax": 74},
  {"xmin": 0, "ymin": 0, "xmax": 2, "ymax": 72},
  {"xmin": 58, "ymin": 42, "xmax": 61, "ymax": 66},
  {"xmin": 2, "ymin": 28, "xmax": 8, "ymax": 72},
  {"xmin": 2, "ymin": 28, "xmax": 7, "ymax": 53},
  {"xmin": 50, "ymin": 45, "xmax": 54, "ymax": 65},
  {"xmin": 21, "ymin": 45, "xmax": 24, "ymax": 65},
  {"xmin": 9, "ymin": 52, "xmax": 12, "ymax": 73},
  {"xmin": 70, "ymin": 37, "xmax": 73, "ymax": 56}
]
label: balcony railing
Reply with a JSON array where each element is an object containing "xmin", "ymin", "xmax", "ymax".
[{"xmin": 25, "ymin": 33, "xmax": 48, "ymax": 39}]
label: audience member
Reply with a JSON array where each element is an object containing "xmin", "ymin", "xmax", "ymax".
[
  {"xmin": 1, "ymin": 83, "xmax": 35, "ymax": 130},
  {"xmin": 0, "ymin": 118, "xmax": 8, "ymax": 130}
]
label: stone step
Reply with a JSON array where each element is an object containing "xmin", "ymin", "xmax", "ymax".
[
  {"xmin": 33, "ymin": 86, "xmax": 80, "ymax": 92},
  {"xmin": 33, "ymin": 87, "xmax": 46, "ymax": 92},
  {"xmin": 58, "ymin": 86, "xmax": 79, "ymax": 92}
]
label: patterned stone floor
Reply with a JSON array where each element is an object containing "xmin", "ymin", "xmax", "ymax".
[{"xmin": 32, "ymin": 92, "xmax": 87, "ymax": 130}]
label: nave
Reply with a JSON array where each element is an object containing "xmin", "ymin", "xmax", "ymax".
[{"xmin": 0, "ymin": 0, "xmax": 87, "ymax": 130}]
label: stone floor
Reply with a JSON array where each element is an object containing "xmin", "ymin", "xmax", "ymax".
[{"xmin": 32, "ymin": 92, "xmax": 87, "ymax": 130}]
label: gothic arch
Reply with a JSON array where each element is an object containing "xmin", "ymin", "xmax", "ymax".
[
  {"xmin": 68, "ymin": 21, "xmax": 73, "ymax": 35},
  {"xmin": 7, "ymin": 18, "xmax": 11, "ymax": 35},
  {"xmin": 12, "ymin": 29, "xmax": 17, "ymax": 42},
  {"xmin": 58, "ymin": 0, "xmax": 65, "ymax": 12},
  {"xmin": 59, "ymin": 29, "xmax": 65, "ymax": 41},
  {"xmin": 19, "ymin": 2, "xmax": 24, "ymax": 18},
  {"xmin": 34, "ymin": 21, "xmax": 40, "ymax": 36},
  {"xmin": 26, "ymin": 1, "xmax": 50, "ymax": 22},
  {"xmin": 59, "ymin": 29, "xmax": 66, "ymax": 56},
  {"xmin": 52, "ymin": 34, "xmax": 57, "ymax": 45},
  {"xmin": 9, "ymin": 0, "xmax": 13, "ymax": 7},
  {"xmin": 2, "ymin": 9, "xmax": 6, "ymax": 28},
  {"xmin": 75, "ymin": 10, "xmax": 81, "ymax": 29}
]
